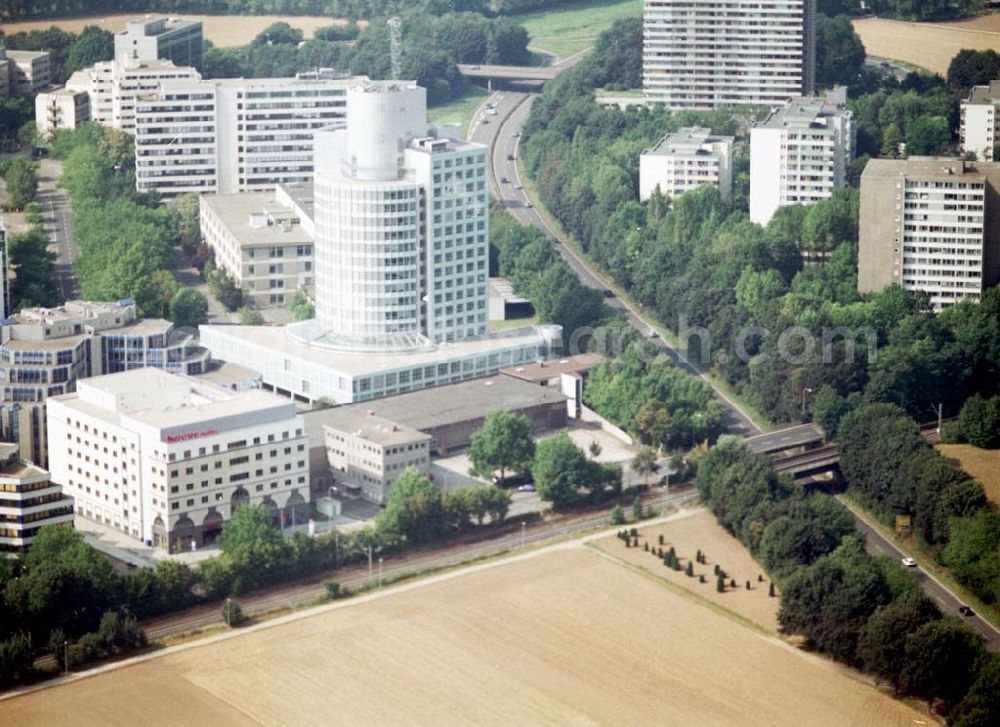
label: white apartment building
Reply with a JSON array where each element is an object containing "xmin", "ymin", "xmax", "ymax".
[
  {"xmin": 639, "ymin": 127, "xmax": 733, "ymax": 202},
  {"xmin": 960, "ymin": 81, "xmax": 1000, "ymax": 162},
  {"xmin": 201, "ymin": 80, "xmax": 560, "ymax": 405},
  {"xmin": 35, "ymin": 87, "xmax": 90, "ymax": 136},
  {"xmin": 0, "ymin": 442, "xmax": 74, "ymax": 556},
  {"xmin": 3, "ymin": 49, "xmax": 51, "ymax": 96},
  {"xmin": 858, "ymin": 158, "xmax": 1000, "ymax": 310},
  {"xmin": 134, "ymin": 72, "xmax": 362, "ymax": 198},
  {"xmin": 114, "ymin": 17, "xmax": 203, "ymax": 70},
  {"xmin": 0, "ymin": 299, "xmax": 210, "ymax": 467},
  {"xmin": 643, "ymin": 0, "xmax": 815, "ymax": 110},
  {"xmin": 200, "ymin": 184, "xmax": 315, "ymax": 307},
  {"xmin": 66, "ymin": 59, "xmax": 200, "ymax": 135},
  {"xmin": 323, "ymin": 411, "xmax": 431, "ymax": 504},
  {"xmin": 47, "ymin": 368, "xmax": 309, "ymax": 552},
  {"xmin": 750, "ymin": 86, "xmax": 855, "ymax": 225}
]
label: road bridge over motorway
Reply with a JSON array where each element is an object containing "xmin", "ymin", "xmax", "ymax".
[{"xmin": 458, "ymin": 64, "xmax": 560, "ymax": 82}]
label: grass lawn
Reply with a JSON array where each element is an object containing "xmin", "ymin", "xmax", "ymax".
[
  {"xmin": 489, "ymin": 314, "xmax": 539, "ymax": 332},
  {"xmin": 427, "ymin": 86, "xmax": 489, "ymax": 139},
  {"xmin": 511, "ymin": 0, "xmax": 642, "ymax": 59},
  {"xmin": 936, "ymin": 444, "xmax": 1000, "ymax": 505}
]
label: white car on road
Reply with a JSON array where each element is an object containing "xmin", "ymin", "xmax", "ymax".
[{"xmin": 901, "ymin": 557, "xmax": 917, "ymax": 567}]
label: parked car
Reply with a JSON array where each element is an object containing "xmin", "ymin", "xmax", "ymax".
[
  {"xmin": 487, "ymin": 108, "xmax": 498, "ymax": 116},
  {"xmin": 500, "ymin": 176, "xmax": 509, "ymax": 183},
  {"xmin": 901, "ymin": 557, "xmax": 917, "ymax": 567},
  {"xmin": 959, "ymin": 605, "xmax": 975, "ymax": 617},
  {"xmin": 507, "ymin": 154, "xmax": 515, "ymax": 161},
  {"xmin": 524, "ymin": 201, "xmax": 533, "ymax": 208},
  {"xmin": 517, "ymin": 484, "xmax": 536, "ymax": 493},
  {"xmin": 602, "ymin": 289, "xmax": 615, "ymax": 298},
  {"xmin": 648, "ymin": 329, "xmax": 659, "ymax": 338},
  {"xmin": 493, "ymin": 473, "xmax": 533, "ymax": 488},
  {"xmin": 514, "ymin": 183, "xmax": 523, "ymax": 190}
]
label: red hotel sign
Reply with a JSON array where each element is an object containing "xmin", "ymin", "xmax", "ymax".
[{"xmin": 166, "ymin": 428, "xmax": 217, "ymax": 443}]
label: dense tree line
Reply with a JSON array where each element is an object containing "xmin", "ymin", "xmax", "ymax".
[
  {"xmin": 585, "ymin": 339, "xmax": 726, "ymax": 451},
  {"xmin": 522, "ymin": 19, "xmax": 1000, "ymax": 428},
  {"xmin": 697, "ymin": 438, "xmax": 999, "ymax": 721},
  {"xmin": 8, "ymin": 226, "xmax": 60, "ymax": 310},
  {"xmin": 944, "ymin": 394, "xmax": 1000, "ymax": 449},
  {"xmin": 1, "ymin": 25, "xmax": 114, "ymax": 86},
  {"xmin": 838, "ymin": 403, "xmax": 1000, "ymax": 609},
  {"xmin": 52, "ymin": 122, "xmax": 209, "ymax": 325}
]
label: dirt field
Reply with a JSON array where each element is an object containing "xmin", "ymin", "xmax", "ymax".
[
  {"xmin": 3, "ymin": 525, "xmax": 925, "ymax": 726},
  {"xmin": 595, "ymin": 509, "xmax": 779, "ymax": 632},
  {"xmin": 938, "ymin": 443, "xmax": 1000, "ymax": 505},
  {"xmin": 854, "ymin": 16, "xmax": 1000, "ymax": 76},
  {"xmin": 0, "ymin": 14, "xmax": 355, "ymax": 48}
]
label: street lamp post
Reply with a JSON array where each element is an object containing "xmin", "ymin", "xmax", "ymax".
[
  {"xmin": 378, "ymin": 557, "xmax": 383, "ymax": 588},
  {"xmin": 225, "ymin": 597, "xmax": 232, "ymax": 628},
  {"xmin": 521, "ymin": 521, "xmax": 526, "ymax": 549},
  {"xmin": 64, "ymin": 640, "xmax": 69, "ymax": 675},
  {"xmin": 801, "ymin": 387, "xmax": 814, "ymax": 418}
]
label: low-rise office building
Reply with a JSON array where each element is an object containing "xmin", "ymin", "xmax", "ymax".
[
  {"xmin": 322, "ymin": 411, "xmax": 431, "ymax": 504},
  {"xmin": 199, "ymin": 184, "xmax": 315, "ymax": 307},
  {"xmin": 35, "ymin": 86, "xmax": 91, "ymax": 136},
  {"xmin": 47, "ymin": 368, "xmax": 309, "ymax": 552},
  {"xmin": 750, "ymin": 87, "xmax": 855, "ymax": 225},
  {"xmin": 0, "ymin": 300, "xmax": 209, "ymax": 467},
  {"xmin": 858, "ymin": 157, "xmax": 1000, "ymax": 310},
  {"xmin": 114, "ymin": 17, "xmax": 203, "ymax": 70},
  {"xmin": 134, "ymin": 72, "xmax": 363, "ymax": 198},
  {"xmin": 0, "ymin": 443, "xmax": 74, "ymax": 556},
  {"xmin": 639, "ymin": 127, "xmax": 733, "ymax": 202},
  {"xmin": 4, "ymin": 49, "xmax": 51, "ymax": 95}
]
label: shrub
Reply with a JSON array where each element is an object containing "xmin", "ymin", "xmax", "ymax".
[
  {"xmin": 699, "ymin": 574, "xmax": 706, "ymax": 583},
  {"xmin": 716, "ymin": 574, "xmax": 725, "ymax": 592},
  {"xmin": 685, "ymin": 562, "xmax": 694, "ymax": 577},
  {"xmin": 769, "ymin": 582, "xmax": 776, "ymax": 597},
  {"xmin": 659, "ymin": 534, "xmax": 665, "ymax": 546},
  {"xmin": 222, "ymin": 599, "xmax": 243, "ymax": 627},
  {"xmin": 730, "ymin": 579, "xmax": 736, "ymax": 588},
  {"xmin": 610, "ymin": 505, "xmax": 625, "ymax": 525},
  {"xmin": 323, "ymin": 580, "xmax": 342, "ymax": 600}
]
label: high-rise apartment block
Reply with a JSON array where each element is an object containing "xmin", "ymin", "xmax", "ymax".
[
  {"xmin": 639, "ymin": 127, "xmax": 733, "ymax": 202},
  {"xmin": 201, "ymin": 81, "xmax": 559, "ymax": 405},
  {"xmin": 960, "ymin": 81, "xmax": 1000, "ymax": 162},
  {"xmin": 858, "ymin": 158, "xmax": 1000, "ymax": 310},
  {"xmin": 0, "ymin": 300, "xmax": 209, "ymax": 467},
  {"xmin": 749, "ymin": 87, "xmax": 855, "ymax": 225},
  {"xmin": 47, "ymin": 368, "xmax": 308, "ymax": 552},
  {"xmin": 134, "ymin": 72, "xmax": 362, "ymax": 198},
  {"xmin": 199, "ymin": 184, "xmax": 316, "ymax": 307},
  {"xmin": 114, "ymin": 17, "xmax": 203, "ymax": 70},
  {"xmin": 0, "ymin": 443, "xmax": 74, "ymax": 556},
  {"xmin": 643, "ymin": 0, "xmax": 815, "ymax": 109},
  {"xmin": 66, "ymin": 59, "xmax": 200, "ymax": 134}
]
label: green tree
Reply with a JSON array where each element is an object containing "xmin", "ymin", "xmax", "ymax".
[
  {"xmin": 375, "ymin": 468, "xmax": 448, "ymax": 543},
  {"xmin": 857, "ymin": 589, "xmax": 941, "ymax": 688},
  {"xmin": 951, "ymin": 654, "xmax": 1000, "ymax": 727},
  {"xmin": 468, "ymin": 411, "xmax": 535, "ymax": 483},
  {"xmin": 66, "ymin": 26, "xmax": 113, "ymax": 74},
  {"xmin": 957, "ymin": 394, "xmax": 1000, "ymax": 448},
  {"xmin": 218, "ymin": 504, "xmax": 291, "ymax": 590},
  {"xmin": 532, "ymin": 432, "xmax": 589, "ymax": 510},
  {"xmin": 8, "ymin": 226, "xmax": 58, "ymax": 309},
  {"xmin": 899, "ymin": 619, "xmax": 985, "ymax": 709},
  {"xmin": 815, "ymin": 14, "xmax": 866, "ymax": 87},
  {"xmin": 4, "ymin": 157, "xmax": 38, "ymax": 210},
  {"xmin": 631, "ymin": 446, "xmax": 659, "ymax": 487},
  {"xmin": 906, "ymin": 116, "xmax": 950, "ymax": 156},
  {"xmin": 169, "ymin": 288, "xmax": 209, "ymax": 329}
]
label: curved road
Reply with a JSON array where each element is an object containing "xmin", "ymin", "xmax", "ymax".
[{"xmin": 468, "ymin": 76, "xmax": 1000, "ymax": 651}]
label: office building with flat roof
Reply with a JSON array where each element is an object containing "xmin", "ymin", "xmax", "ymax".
[
  {"xmin": 961, "ymin": 81, "xmax": 1000, "ymax": 162},
  {"xmin": 47, "ymin": 368, "xmax": 308, "ymax": 551},
  {"xmin": 858, "ymin": 157, "xmax": 1000, "ymax": 310},
  {"xmin": 0, "ymin": 300, "xmax": 209, "ymax": 467},
  {"xmin": 0, "ymin": 442, "xmax": 74, "ymax": 556},
  {"xmin": 199, "ymin": 184, "xmax": 315, "ymax": 307},
  {"xmin": 750, "ymin": 86, "xmax": 855, "ymax": 225},
  {"xmin": 639, "ymin": 127, "xmax": 733, "ymax": 202},
  {"xmin": 114, "ymin": 17, "xmax": 203, "ymax": 70},
  {"xmin": 4, "ymin": 49, "xmax": 51, "ymax": 95},
  {"xmin": 35, "ymin": 86, "xmax": 90, "ymax": 136},
  {"xmin": 201, "ymin": 80, "xmax": 560, "ymax": 405},
  {"xmin": 643, "ymin": 0, "xmax": 815, "ymax": 110},
  {"xmin": 134, "ymin": 71, "xmax": 363, "ymax": 198}
]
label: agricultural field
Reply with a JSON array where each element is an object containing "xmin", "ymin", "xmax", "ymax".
[
  {"xmin": 0, "ymin": 14, "xmax": 352, "ymax": 48},
  {"xmin": 511, "ymin": 0, "xmax": 641, "ymax": 59},
  {"xmin": 3, "ymin": 518, "xmax": 925, "ymax": 726},
  {"xmin": 937, "ymin": 443, "xmax": 1000, "ymax": 505},
  {"xmin": 853, "ymin": 15, "xmax": 1000, "ymax": 76},
  {"xmin": 594, "ymin": 509, "xmax": 780, "ymax": 632}
]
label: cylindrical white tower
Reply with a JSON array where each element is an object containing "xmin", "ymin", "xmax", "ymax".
[{"xmin": 306, "ymin": 81, "xmax": 429, "ymax": 350}]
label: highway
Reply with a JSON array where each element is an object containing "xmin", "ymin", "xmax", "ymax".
[
  {"xmin": 469, "ymin": 70, "xmax": 1000, "ymax": 650},
  {"xmin": 746, "ymin": 423, "xmax": 824, "ymax": 455}
]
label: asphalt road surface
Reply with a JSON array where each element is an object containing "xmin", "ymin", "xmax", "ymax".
[
  {"xmin": 36, "ymin": 157, "xmax": 78, "ymax": 301},
  {"xmin": 470, "ymin": 74, "xmax": 1000, "ymax": 652}
]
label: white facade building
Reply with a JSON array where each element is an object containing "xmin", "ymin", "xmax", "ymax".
[
  {"xmin": 4, "ymin": 50, "xmax": 51, "ymax": 95},
  {"xmin": 134, "ymin": 72, "xmax": 362, "ymax": 198},
  {"xmin": 639, "ymin": 127, "xmax": 733, "ymax": 202},
  {"xmin": 749, "ymin": 87, "xmax": 855, "ymax": 225},
  {"xmin": 35, "ymin": 86, "xmax": 90, "ymax": 136},
  {"xmin": 859, "ymin": 158, "xmax": 1000, "ymax": 311},
  {"xmin": 66, "ymin": 59, "xmax": 200, "ymax": 135},
  {"xmin": 960, "ymin": 81, "xmax": 1000, "ymax": 162},
  {"xmin": 114, "ymin": 17, "xmax": 203, "ymax": 70},
  {"xmin": 643, "ymin": 0, "xmax": 815, "ymax": 110},
  {"xmin": 201, "ymin": 80, "xmax": 560, "ymax": 405},
  {"xmin": 47, "ymin": 368, "xmax": 309, "ymax": 552},
  {"xmin": 199, "ymin": 184, "xmax": 315, "ymax": 307}
]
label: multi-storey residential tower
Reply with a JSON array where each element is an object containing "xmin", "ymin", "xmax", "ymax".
[
  {"xmin": 34, "ymin": 86, "xmax": 90, "ymax": 136},
  {"xmin": 0, "ymin": 443, "xmax": 74, "ymax": 556},
  {"xmin": 960, "ymin": 81, "xmax": 1000, "ymax": 162},
  {"xmin": 639, "ymin": 127, "xmax": 733, "ymax": 202},
  {"xmin": 47, "ymin": 368, "xmax": 308, "ymax": 551},
  {"xmin": 749, "ymin": 87, "xmax": 855, "ymax": 225},
  {"xmin": 134, "ymin": 72, "xmax": 363, "ymax": 198},
  {"xmin": 858, "ymin": 157, "xmax": 1000, "ymax": 310},
  {"xmin": 643, "ymin": 0, "xmax": 816, "ymax": 109},
  {"xmin": 0, "ymin": 300, "xmax": 209, "ymax": 467}
]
